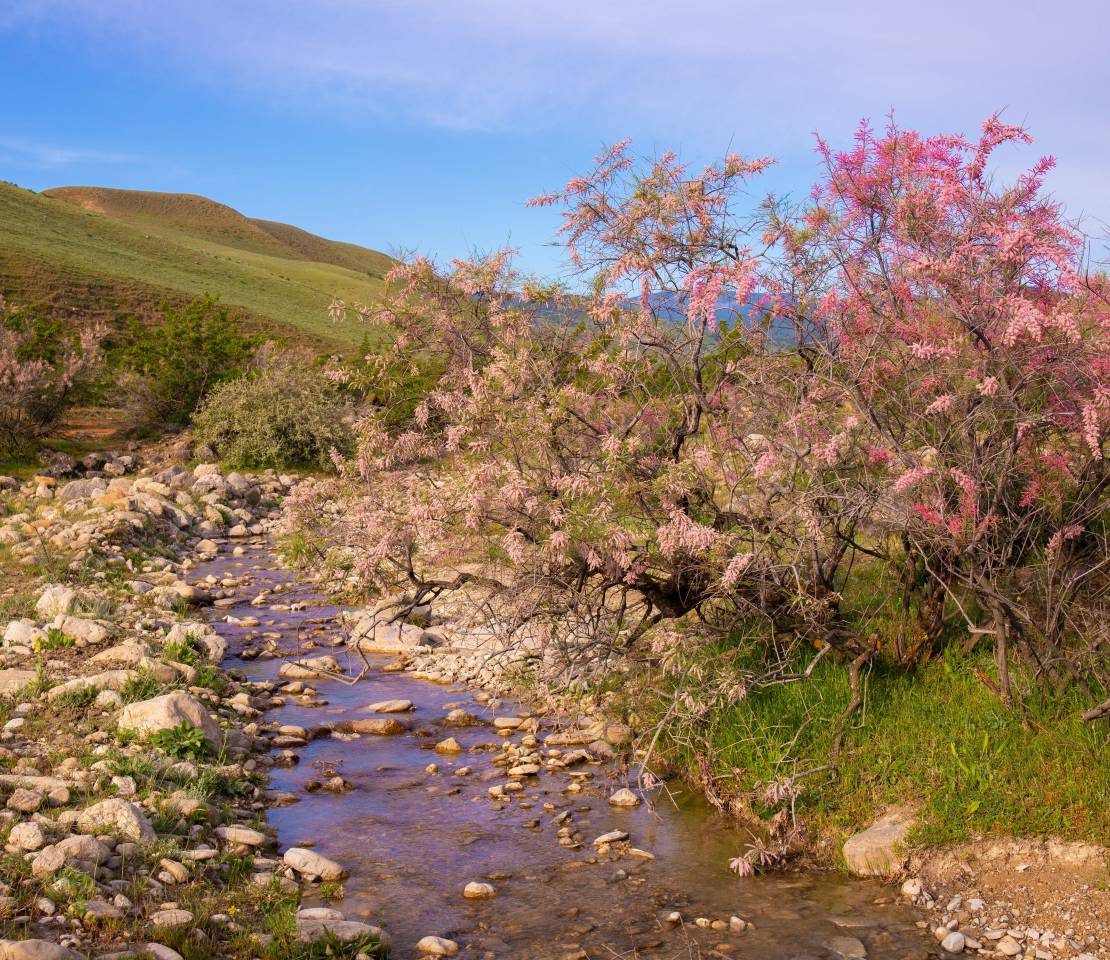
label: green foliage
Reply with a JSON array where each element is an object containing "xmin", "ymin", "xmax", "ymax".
[
  {"xmin": 148, "ymin": 723, "xmax": 211, "ymax": 761},
  {"xmin": 41, "ymin": 626, "xmax": 74, "ymax": 649},
  {"xmin": 192, "ymin": 354, "xmax": 354, "ymax": 469},
  {"xmin": 657, "ymin": 639, "xmax": 1110, "ymax": 847},
  {"xmin": 117, "ymin": 295, "xmax": 260, "ymax": 426},
  {"xmin": 54, "ymin": 685, "xmax": 98, "ymax": 709},
  {"xmin": 120, "ymin": 669, "xmax": 165, "ymax": 703}
]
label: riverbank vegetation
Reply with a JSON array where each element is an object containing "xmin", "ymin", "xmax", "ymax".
[{"xmin": 290, "ymin": 115, "xmax": 1109, "ymax": 860}]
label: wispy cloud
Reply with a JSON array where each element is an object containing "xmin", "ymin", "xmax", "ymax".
[
  {"xmin": 0, "ymin": 136, "xmax": 138, "ymax": 169},
  {"xmin": 3, "ymin": 0, "xmax": 1109, "ymax": 228}
]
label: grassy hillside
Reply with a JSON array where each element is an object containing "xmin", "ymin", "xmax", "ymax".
[{"xmin": 0, "ymin": 181, "xmax": 394, "ymax": 349}]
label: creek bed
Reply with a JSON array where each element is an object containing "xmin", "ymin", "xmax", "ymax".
[{"xmin": 198, "ymin": 541, "xmax": 933, "ymax": 960}]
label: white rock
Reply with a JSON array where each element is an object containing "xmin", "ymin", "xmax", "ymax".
[
  {"xmin": 608, "ymin": 788, "xmax": 641, "ymax": 807},
  {"xmin": 76, "ymin": 798, "xmax": 157, "ymax": 843},
  {"xmin": 941, "ymin": 932, "xmax": 966, "ymax": 953},
  {"xmin": 366, "ymin": 699, "xmax": 413, "ymax": 713},
  {"xmin": 463, "ymin": 881, "xmax": 495, "ymax": 899},
  {"xmin": 35, "ymin": 585, "xmax": 77, "ymax": 620},
  {"xmin": 283, "ymin": 847, "xmax": 347, "ymax": 881},
  {"xmin": 118, "ymin": 691, "xmax": 223, "ymax": 748},
  {"xmin": 415, "ymin": 936, "xmax": 459, "ymax": 957}
]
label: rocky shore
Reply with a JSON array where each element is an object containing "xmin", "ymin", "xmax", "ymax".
[{"xmin": 0, "ymin": 458, "xmax": 385, "ymax": 960}]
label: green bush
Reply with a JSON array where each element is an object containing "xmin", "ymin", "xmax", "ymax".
[
  {"xmin": 192, "ymin": 355, "xmax": 353, "ymax": 469},
  {"xmin": 116, "ymin": 295, "xmax": 260, "ymax": 427}
]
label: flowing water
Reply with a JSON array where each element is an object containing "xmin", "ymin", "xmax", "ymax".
[{"xmin": 198, "ymin": 540, "xmax": 934, "ymax": 960}]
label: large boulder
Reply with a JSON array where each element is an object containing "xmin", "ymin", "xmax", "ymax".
[
  {"xmin": 3, "ymin": 620, "xmax": 45, "ymax": 647},
  {"xmin": 0, "ymin": 939, "xmax": 84, "ymax": 960},
  {"xmin": 35, "ymin": 585, "xmax": 77, "ymax": 620},
  {"xmin": 89, "ymin": 643, "xmax": 176, "ymax": 681},
  {"xmin": 351, "ymin": 619, "xmax": 435, "ymax": 654},
  {"xmin": 283, "ymin": 847, "xmax": 347, "ymax": 881},
  {"xmin": 0, "ymin": 669, "xmax": 37, "ymax": 697},
  {"xmin": 842, "ymin": 810, "xmax": 914, "ymax": 877},
  {"xmin": 118, "ymin": 691, "xmax": 223, "ymax": 748},
  {"xmin": 76, "ymin": 798, "xmax": 157, "ymax": 843},
  {"xmin": 57, "ymin": 478, "xmax": 107, "ymax": 503},
  {"xmin": 51, "ymin": 615, "xmax": 110, "ymax": 646},
  {"xmin": 46, "ymin": 670, "xmax": 138, "ymax": 702}
]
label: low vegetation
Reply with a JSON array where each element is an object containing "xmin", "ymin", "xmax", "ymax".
[{"xmin": 192, "ymin": 353, "xmax": 354, "ymax": 469}]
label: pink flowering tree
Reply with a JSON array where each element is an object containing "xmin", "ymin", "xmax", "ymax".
[
  {"xmin": 0, "ymin": 297, "xmax": 103, "ymax": 458},
  {"xmin": 297, "ymin": 144, "xmax": 890, "ymax": 685},
  {"xmin": 774, "ymin": 117, "xmax": 1110, "ymax": 698},
  {"xmin": 297, "ymin": 118, "xmax": 1107, "ymax": 718}
]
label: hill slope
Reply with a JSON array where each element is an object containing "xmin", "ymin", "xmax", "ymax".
[{"xmin": 0, "ymin": 182, "xmax": 393, "ymax": 348}]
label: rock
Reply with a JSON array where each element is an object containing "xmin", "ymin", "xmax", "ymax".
[
  {"xmin": 351, "ymin": 619, "xmax": 434, "ymax": 654},
  {"xmin": 463, "ymin": 881, "xmax": 495, "ymax": 898},
  {"xmin": 51, "ymin": 614, "xmax": 109, "ymax": 645},
  {"xmin": 8, "ymin": 821, "xmax": 46, "ymax": 851},
  {"xmin": 415, "ymin": 936, "xmax": 460, "ymax": 957},
  {"xmin": 84, "ymin": 898, "xmax": 124, "ymax": 922},
  {"xmin": 348, "ymin": 717, "xmax": 407, "ymax": 735},
  {"xmin": 996, "ymin": 937, "xmax": 1022, "ymax": 956},
  {"xmin": 35, "ymin": 585, "xmax": 77, "ymax": 620},
  {"xmin": 150, "ymin": 909, "xmax": 194, "ymax": 928},
  {"xmin": 76, "ymin": 797, "xmax": 157, "ymax": 843},
  {"xmin": 900, "ymin": 877, "xmax": 922, "ymax": 898},
  {"xmin": 608, "ymin": 788, "xmax": 641, "ymax": 807},
  {"xmin": 941, "ymin": 932, "xmax": 966, "ymax": 953},
  {"xmin": 284, "ymin": 847, "xmax": 347, "ymax": 881},
  {"xmin": 56, "ymin": 835, "xmax": 109, "ymax": 862},
  {"xmin": 46, "ymin": 670, "xmax": 140, "ymax": 702},
  {"xmin": 3, "ymin": 620, "xmax": 44, "ymax": 647},
  {"xmin": 7, "ymin": 788, "xmax": 44, "ymax": 812},
  {"xmin": 145, "ymin": 945, "xmax": 185, "ymax": 960},
  {"xmin": 279, "ymin": 656, "xmax": 341, "ymax": 679},
  {"xmin": 118, "ymin": 691, "xmax": 223, "ymax": 748},
  {"xmin": 593, "ymin": 830, "xmax": 629, "ymax": 846},
  {"xmin": 296, "ymin": 917, "xmax": 385, "ymax": 945},
  {"xmin": 825, "ymin": 936, "xmax": 868, "ymax": 959},
  {"xmin": 366, "ymin": 698, "xmax": 413, "ymax": 713},
  {"xmin": 841, "ymin": 810, "xmax": 914, "ymax": 877},
  {"xmin": 604, "ymin": 722, "xmax": 633, "ymax": 745},
  {"xmin": 0, "ymin": 939, "xmax": 83, "ymax": 960},
  {"xmin": 0, "ymin": 669, "xmax": 37, "ymax": 697},
  {"xmin": 216, "ymin": 826, "xmax": 267, "ymax": 847},
  {"xmin": 164, "ymin": 622, "xmax": 227, "ymax": 662},
  {"xmin": 30, "ymin": 846, "xmax": 65, "ymax": 879},
  {"xmin": 58, "ymin": 478, "xmax": 106, "ymax": 502},
  {"xmin": 434, "ymin": 737, "xmax": 463, "ymax": 754}
]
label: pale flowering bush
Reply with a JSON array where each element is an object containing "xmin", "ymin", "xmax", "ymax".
[
  {"xmin": 295, "ymin": 116, "xmax": 1108, "ymax": 722},
  {"xmin": 0, "ymin": 296, "xmax": 102, "ymax": 458}
]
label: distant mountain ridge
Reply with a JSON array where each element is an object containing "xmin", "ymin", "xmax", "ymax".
[{"xmin": 0, "ymin": 181, "xmax": 394, "ymax": 348}]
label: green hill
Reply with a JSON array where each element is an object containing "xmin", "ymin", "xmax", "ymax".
[{"xmin": 0, "ymin": 182, "xmax": 394, "ymax": 349}]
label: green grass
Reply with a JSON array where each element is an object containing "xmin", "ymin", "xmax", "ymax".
[
  {"xmin": 658, "ymin": 642, "xmax": 1110, "ymax": 848},
  {"xmin": 0, "ymin": 180, "xmax": 392, "ymax": 349}
]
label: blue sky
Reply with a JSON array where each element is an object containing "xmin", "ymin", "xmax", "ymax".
[{"xmin": 2, "ymin": 0, "xmax": 1108, "ymax": 278}]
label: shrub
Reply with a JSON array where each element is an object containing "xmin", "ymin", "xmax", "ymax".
[
  {"xmin": 192, "ymin": 354, "xmax": 353, "ymax": 469},
  {"xmin": 149, "ymin": 723, "xmax": 210, "ymax": 761},
  {"xmin": 0, "ymin": 296, "xmax": 102, "ymax": 458},
  {"xmin": 116, "ymin": 294, "xmax": 260, "ymax": 427}
]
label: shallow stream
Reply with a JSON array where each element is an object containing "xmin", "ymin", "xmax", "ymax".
[{"xmin": 198, "ymin": 541, "xmax": 933, "ymax": 960}]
